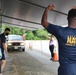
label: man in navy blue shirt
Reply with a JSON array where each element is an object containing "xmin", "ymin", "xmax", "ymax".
[
  {"xmin": 41, "ymin": 4, "xmax": 76, "ymax": 75},
  {"xmin": 0, "ymin": 28, "xmax": 10, "ymax": 74}
]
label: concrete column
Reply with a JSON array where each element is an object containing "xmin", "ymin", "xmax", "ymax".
[{"xmin": 0, "ymin": 0, "xmax": 2, "ymax": 33}]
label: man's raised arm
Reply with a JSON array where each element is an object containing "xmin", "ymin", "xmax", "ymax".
[{"xmin": 41, "ymin": 4, "xmax": 55, "ymax": 28}]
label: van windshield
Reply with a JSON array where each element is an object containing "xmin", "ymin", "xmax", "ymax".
[{"xmin": 8, "ymin": 35, "xmax": 23, "ymax": 41}]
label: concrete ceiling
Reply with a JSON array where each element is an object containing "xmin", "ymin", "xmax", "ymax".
[{"xmin": 1, "ymin": 0, "xmax": 76, "ymax": 30}]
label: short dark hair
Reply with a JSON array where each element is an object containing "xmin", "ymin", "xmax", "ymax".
[
  {"xmin": 5, "ymin": 28, "xmax": 10, "ymax": 31},
  {"xmin": 68, "ymin": 9, "xmax": 76, "ymax": 19}
]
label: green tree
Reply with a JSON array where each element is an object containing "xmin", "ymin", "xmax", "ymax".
[
  {"xmin": 2, "ymin": 24, "xmax": 25, "ymax": 36},
  {"xmin": 26, "ymin": 31, "xmax": 34, "ymax": 40},
  {"xmin": 35, "ymin": 29, "xmax": 48, "ymax": 40},
  {"xmin": 2, "ymin": 24, "xmax": 49, "ymax": 40}
]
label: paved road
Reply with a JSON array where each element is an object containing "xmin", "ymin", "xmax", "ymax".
[{"xmin": 3, "ymin": 49, "xmax": 59, "ymax": 75}]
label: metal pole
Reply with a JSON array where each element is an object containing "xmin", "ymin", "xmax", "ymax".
[
  {"xmin": 0, "ymin": 0, "xmax": 2, "ymax": 74},
  {"xmin": 0, "ymin": 0, "xmax": 2, "ymax": 34},
  {"xmin": 2, "ymin": 21, "xmax": 39, "ymax": 29},
  {"xmin": 19, "ymin": 0, "xmax": 67, "ymax": 16},
  {"xmin": 2, "ymin": 15, "xmax": 41, "ymax": 25}
]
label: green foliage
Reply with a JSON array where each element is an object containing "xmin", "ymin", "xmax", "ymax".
[
  {"xmin": 34, "ymin": 36, "xmax": 40, "ymax": 40},
  {"xmin": 25, "ymin": 31, "xmax": 34, "ymax": 40},
  {"xmin": 2, "ymin": 24, "xmax": 25, "ymax": 36},
  {"xmin": 36, "ymin": 29, "xmax": 48, "ymax": 37},
  {"xmin": 2, "ymin": 24, "xmax": 49, "ymax": 40},
  {"xmin": 26, "ymin": 29, "xmax": 49, "ymax": 40}
]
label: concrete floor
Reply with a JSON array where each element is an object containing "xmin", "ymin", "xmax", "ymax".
[{"xmin": 3, "ymin": 49, "xmax": 59, "ymax": 75}]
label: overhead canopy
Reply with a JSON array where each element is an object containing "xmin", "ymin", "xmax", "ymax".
[{"xmin": 1, "ymin": 0, "xmax": 76, "ymax": 30}]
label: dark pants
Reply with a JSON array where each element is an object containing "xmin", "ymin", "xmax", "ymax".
[
  {"xmin": 58, "ymin": 64, "xmax": 76, "ymax": 75},
  {"xmin": 49, "ymin": 45, "xmax": 54, "ymax": 58}
]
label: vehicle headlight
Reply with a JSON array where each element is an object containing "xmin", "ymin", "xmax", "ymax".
[
  {"xmin": 8, "ymin": 43, "xmax": 12, "ymax": 45},
  {"xmin": 20, "ymin": 43, "xmax": 25, "ymax": 45}
]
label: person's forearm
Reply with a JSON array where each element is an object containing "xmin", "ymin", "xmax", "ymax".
[
  {"xmin": 41, "ymin": 8, "xmax": 49, "ymax": 28},
  {"xmin": 2, "ymin": 43, "xmax": 7, "ymax": 52},
  {"xmin": 41, "ymin": 4, "xmax": 55, "ymax": 28}
]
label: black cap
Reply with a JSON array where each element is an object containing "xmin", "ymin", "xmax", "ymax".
[{"xmin": 68, "ymin": 9, "xmax": 76, "ymax": 19}]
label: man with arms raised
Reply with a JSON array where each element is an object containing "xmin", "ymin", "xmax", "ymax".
[{"xmin": 41, "ymin": 4, "xmax": 76, "ymax": 75}]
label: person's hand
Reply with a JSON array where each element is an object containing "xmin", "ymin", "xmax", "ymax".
[
  {"xmin": 46, "ymin": 4, "xmax": 56, "ymax": 11},
  {"xmin": 5, "ymin": 50, "xmax": 8, "ymax": 53}
]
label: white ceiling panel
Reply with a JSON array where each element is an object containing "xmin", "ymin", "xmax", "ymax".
[{"xmin": 1, "ymin": 0, "xmax": 76, "ymax": 30}]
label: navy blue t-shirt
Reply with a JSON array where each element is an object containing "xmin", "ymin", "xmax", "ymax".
[
  {"xmin": 46, "ymin": 23, "xmax": 76, "ymax": 64},
  {"xmin": 0, "ymin": 33, "xmax": 6, "ymax": 52}
]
